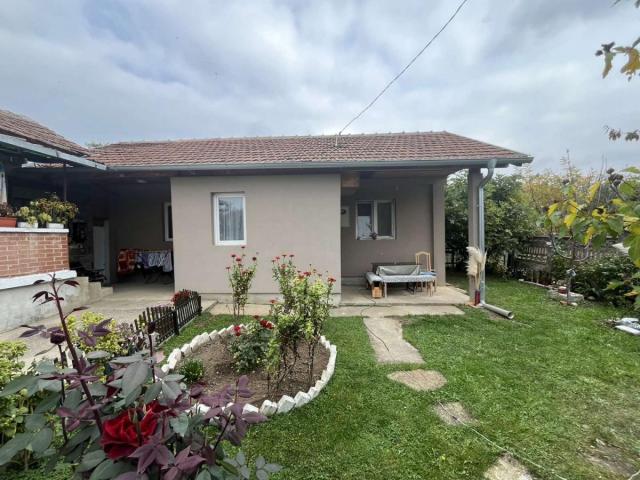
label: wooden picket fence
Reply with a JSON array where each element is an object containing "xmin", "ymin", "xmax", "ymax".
[{"xmin": 133, "ymin": 290, "xmax": 202, "ymax": 346}]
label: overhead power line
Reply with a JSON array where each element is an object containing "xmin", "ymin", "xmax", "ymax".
[{"xmin": 335, "ymin": 0, "xmax": 470, "ymax": 141}]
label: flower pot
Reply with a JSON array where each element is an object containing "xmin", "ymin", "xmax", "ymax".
[
  {"xmin": 0, "ymin": 216, "xmax": 17, "ymax": 228},
  {"xmin": 46, "ymin": 222, "xmax": 64, "ymax": 229},
  {"xmin": 17, "ymin": 221, "xmax": 38, "ymax": 228}
]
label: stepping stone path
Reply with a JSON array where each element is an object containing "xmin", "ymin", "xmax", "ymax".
[
  {"xmin": 387, "ymin": 369, "xmax": 447, "ymax": 392},
  {"xmin": 363, "ymin": 314, "xmax": 535, "ymax": 480},
  {"xmin": 363, "ymin": 317, "xmax": 424, "ymax": 364},
  {"xmin": 433, "ymin": 402, "xmax": 476, "ymax": 426},
  {"xmin": 484, "ymin": 454, "xmax": 534, "ymax": 480}
]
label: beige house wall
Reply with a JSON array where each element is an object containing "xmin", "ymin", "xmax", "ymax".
[
  {"xmin": 170, "ymin": 174, "xmax": 341, "ymax": 299},
  {"xmin": 341, "ymin": 176, "xmax": 446, "ymax": 285}
]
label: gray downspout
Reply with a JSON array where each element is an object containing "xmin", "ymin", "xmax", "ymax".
[
  {"xmin": 477, "ymin": 159, "xmax": 496, "ymax": 303},
  {"xmin": 477, "ymin": 159, "xmax": 515, "ymax": 319}
]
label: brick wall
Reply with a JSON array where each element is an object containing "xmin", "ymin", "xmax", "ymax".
[{"xmin": 0, "ymin": 231, "xmax": 69, "ymax": 278}]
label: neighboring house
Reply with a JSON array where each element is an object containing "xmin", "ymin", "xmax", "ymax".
[{"xmin": 0, "ymin": 108, "xmax": 533, "ymax": 324}]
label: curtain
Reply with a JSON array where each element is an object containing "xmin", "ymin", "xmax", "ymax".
[{"xmin": 218, "ymin": 196, "xmax": 244, "ymax": 241}]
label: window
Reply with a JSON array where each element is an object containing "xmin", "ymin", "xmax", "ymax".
[
  {"xmin": 164, "ymin": 202, "xmax": 173, "ymax": 242},
  {"xmin": 213, "ymin": 193, "xmax": 246, "ymax": 245},
  {"xmin": 356, "ymin": 200, "xmax": 395, "ymax": 240}
]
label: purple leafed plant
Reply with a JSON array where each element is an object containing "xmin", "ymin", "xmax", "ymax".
[{"xmin": 0, "ymin": 274, "xmax": 281, "ymax": 479}]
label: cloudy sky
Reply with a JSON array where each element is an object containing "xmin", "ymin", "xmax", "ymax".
[{"xmin": 1, "ymin": 0, "xmax": 637, "ymax": 171}]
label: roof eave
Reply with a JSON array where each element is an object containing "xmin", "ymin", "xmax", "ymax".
[
  {"xmin": 0, "ymin": 132, "xmax": 106, "ymax": 170},
  {"xmin": 103, "ymin": 156, "xmax": 534, "ymax": 172}
]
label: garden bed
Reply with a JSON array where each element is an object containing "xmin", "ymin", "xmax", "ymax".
[
  {"xmin": 163, "ymin": 325, "xmax": 337, "ymax": 416},
  {"xmin": 177, "ymin": 336, "xmax": 330, "ymax": 405}
]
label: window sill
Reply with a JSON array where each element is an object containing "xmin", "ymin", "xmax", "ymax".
[{"xmin": 357, "ymin": 237, "xmax": 396, "ymax": 241}]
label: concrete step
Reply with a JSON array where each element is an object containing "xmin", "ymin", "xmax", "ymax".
[{"xmin": 88, "ymin": 281, "xmax": 113, "ymax": 303}]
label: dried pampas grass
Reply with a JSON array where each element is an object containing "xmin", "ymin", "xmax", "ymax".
[{"xmin": 466, "ymin": 246, "xmax": 486, "ymax": 287}]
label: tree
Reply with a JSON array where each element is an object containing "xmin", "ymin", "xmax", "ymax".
[
  {"xmin": 445, "ymin": 172, "xmax": 537, "ymax": 273},
  {"xmin": 544, "ymin": 167, "xmax": 640, "ymax": 307},
  {"xmin": 596, "ymin": 0, "xmax": 639, "ymax": 141}
]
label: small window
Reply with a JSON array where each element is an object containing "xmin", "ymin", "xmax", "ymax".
[
  {"xmin": 164, "ymin": 202, "xmax": 173, "ymax": 242},
  {"xmin": 213, "ymin": 193, "xmax": 246, "ymax": 246},
  {"xmin": 356, "ymin": 200, "xmax": 395, "ymax": 240}
]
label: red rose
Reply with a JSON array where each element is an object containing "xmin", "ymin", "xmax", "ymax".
[
  {"xmin": 328, "ymin": 277, "xmax": 336, "ymax": 283},
  {"xmin": 233, "ymin": 325, "xmax": 242, "ymax": 336},
  {"xmin": 100, "ymin": 401, "xmax": 166, "ymax": 460},
  {"xmin": 236, "ymin": 257, "xmax": 242, "ymax": 262}
]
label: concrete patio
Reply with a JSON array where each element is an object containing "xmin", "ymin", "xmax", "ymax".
[
  {"xmin": 0, "ymin": 281, "xmax": 215, "ymax": 364},
  {"xmin": 339, "ymin": 284, "xmax": 469, "ymax": 306}
]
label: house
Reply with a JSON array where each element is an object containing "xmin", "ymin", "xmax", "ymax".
[{"xmin": 0, "ymin": 108, "xmax": 532, "ymax": 328}]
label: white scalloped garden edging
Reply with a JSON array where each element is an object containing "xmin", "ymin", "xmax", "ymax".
[{"xmin": 163, "ymin": 326, "xmax": 337, "ymax": 416}]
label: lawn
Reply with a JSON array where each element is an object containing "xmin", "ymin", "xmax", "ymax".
[{"xmin": 13, "ymin": 277, "xmax": 640, "ymax": 479}]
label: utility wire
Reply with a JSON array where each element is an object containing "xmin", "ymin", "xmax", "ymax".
[{"xmin": 335, "ymin": 0, "xmax": 470, "ymax": 141}]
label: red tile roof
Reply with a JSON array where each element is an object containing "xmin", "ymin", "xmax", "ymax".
[
  {"xmin": 89, "ymin": 131, "xmax": 531, "ymax": 169},
  {"xmin": 0, "ymin": 109, "xmax": 88, "ymax": 157}
]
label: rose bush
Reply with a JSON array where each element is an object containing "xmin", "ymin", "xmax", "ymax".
[
  {"xmin": 227, "ymin": 251, "xmax": 258, "ymax": 320},
  {"xmin": 267, "ymin": 260, "xmax": 335, "ymax": 388},
  {"xmin": 228, "ymin": 317, "xmax": 274, "ymax": 374}
]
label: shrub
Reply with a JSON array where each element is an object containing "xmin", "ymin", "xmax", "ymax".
[
  {"xmin": 178, "ymin": 359, "xmax": 205, "ymax": 384},
  {"xmin": 66, "ymin": 311, "xmax": 125, "ymax": 357},
  {"xmin": 0, "ymin": 341, "xmax": 54, "ymax": 471},
  {"xmin": 0, "ymin": 274, "xmax": 279, "ymax": 479},
  {"xmin": 573, "ymin": 253, "xmax": 637, "ymax": 305},
  {"xmin": 272, "ymin": 254, "xmax": 297, "ymax": 312},
  {"xmin": 226, "ymin": 250, "xmax": 258, "ymax": 320},
  {"xmin": 267, "ymin": 262, "xmax": 335, "ymax": 388},
  {"xmin": 0, "ymin": 341, "xmax": 27, "ymax": 440},
  {"xmin": 228, "ymin": 317, "xmax": 274, "ymax": 374},
  {"xmin": 171, "ymin": 289, "xmax": 191, "ymax": 305}
]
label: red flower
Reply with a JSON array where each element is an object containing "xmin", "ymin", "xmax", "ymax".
[
  {"xmin": 100, "ymin": 401, "xmax": 166, "ymax": 460},
  {"xmin": 304, "ymin": 271, "xmax": 311, "ymax": 277},
  {"xmin": 328, "ymin": 277, "xmax": 336, "ymax": 283},
  {"xmin": 231, "ymin": 254, "xmax": 236, "ymax": 258},
  {"xmin": 233, "ymin": 325, "xmax": 242, "ymax": 336},
  {"xmin": 252, "ymin": 256, "xmax": 257, "ymax": 261},
  {"xmin": 275, "ymin": 256, "xmax": 280, "ymax": 260},
  {"xmin": 260, "ymin": 320, "xmax": 274, "ymax": 330},
  {"xmin": 236, "ymin": 257, "xmax": 242, "ymax": 262}
]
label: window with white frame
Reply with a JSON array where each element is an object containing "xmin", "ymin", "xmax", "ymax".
[
  {"xmin": 213, "ymin": 193, "xmax": 246, "ymax": 246},
  {"xmin": 356, "ymin": 200, "xmax": 395, "ymax": 240},
  {"xmin": 163, "ymin": 202, "xmax": 173, "ymax": 242}
]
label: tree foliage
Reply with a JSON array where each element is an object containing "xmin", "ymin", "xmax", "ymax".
[
  {"xmin": 445, "ymin": 172, "xmax": 537, "ymax": 272},
  {"xmin": 544, "ymin": 167, "xmax": 640, "ymax": 307},
  {"xmin": 596, "ymin": 0, "xmax": 639, "ymax": 141}
]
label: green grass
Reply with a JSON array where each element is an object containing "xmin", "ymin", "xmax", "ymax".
[{"xmin": 13, "ymin": 281, "xmax": 640, "ymax": 479}]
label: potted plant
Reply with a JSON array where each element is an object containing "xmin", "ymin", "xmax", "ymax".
[
  {"xmin": 0, "ymin": 202, "xmax": 17, "ymax": 227},
  {"xmin": 29, "ymin": 194, "xmax": 79, "ymax": 228},
  {"xmin": 16, "ymin": 206, "xmax": 38, "ymax": 228}
]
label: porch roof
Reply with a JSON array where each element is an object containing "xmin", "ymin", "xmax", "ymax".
[
  {"xmin": 0, "ymin": 109, "xmax": 105, "ymax": 170},
  {"xmin": 89, "ymin": 131, "xmax": 533, "ymax": 171}
]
